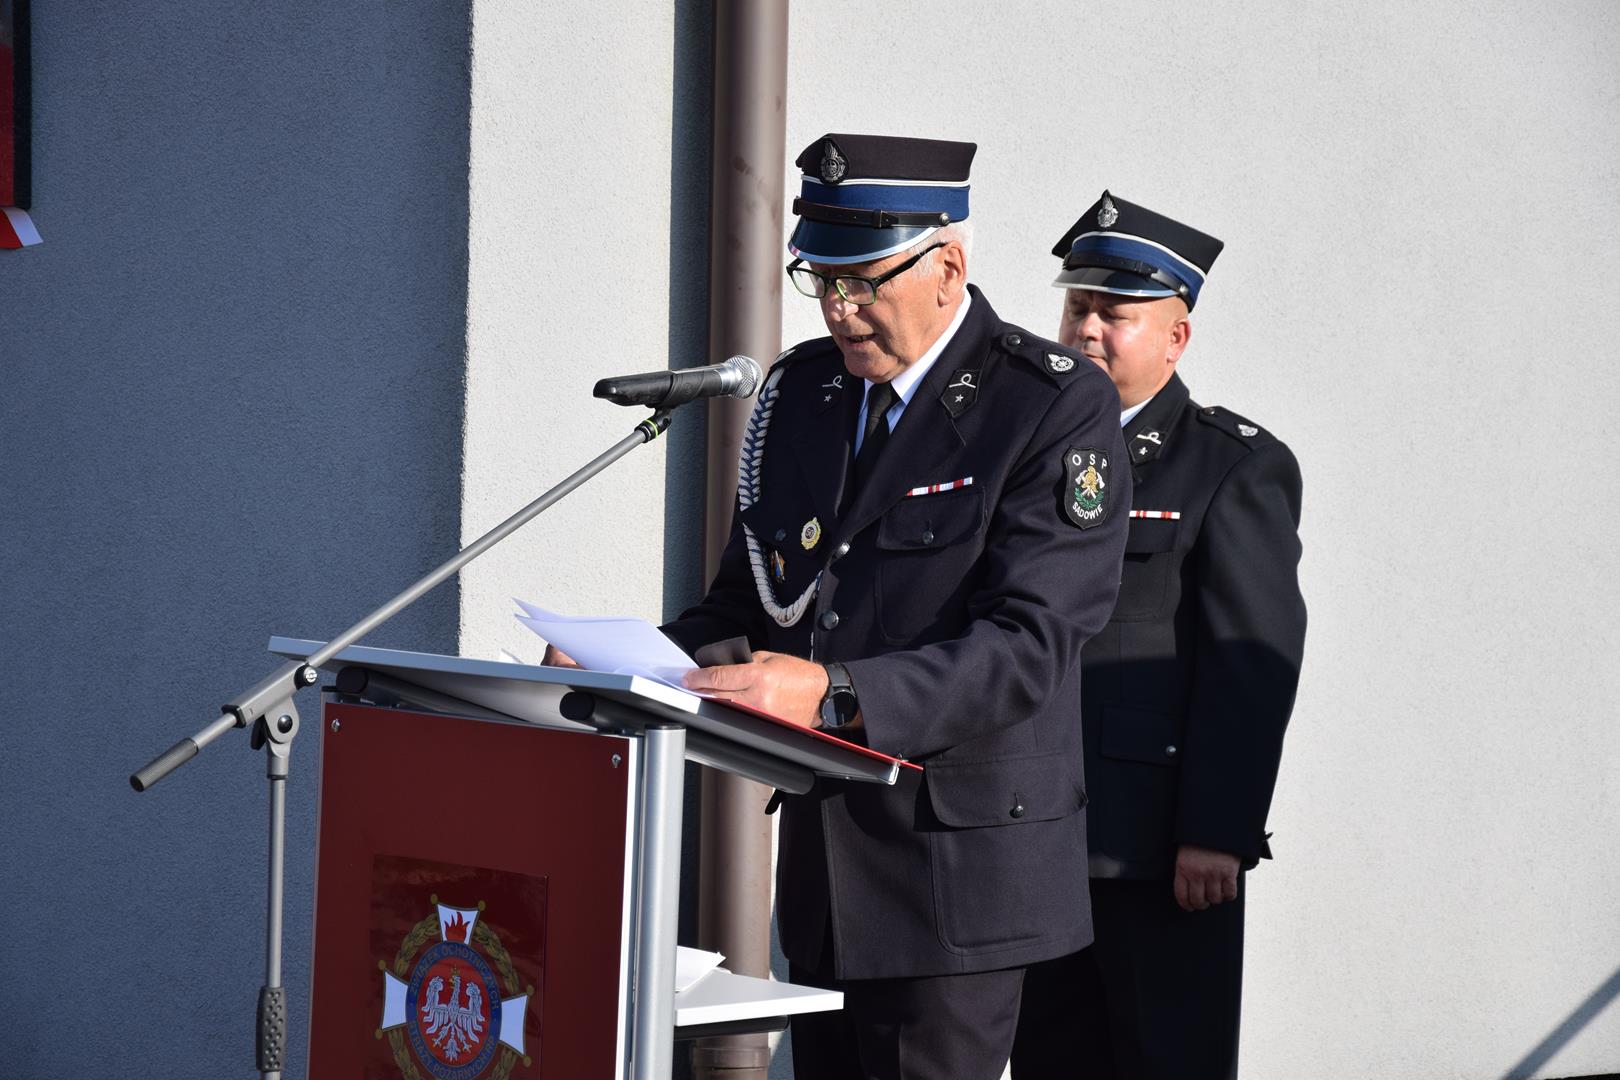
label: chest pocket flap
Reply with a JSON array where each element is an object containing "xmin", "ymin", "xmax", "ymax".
[{"xmin": 876, "ymin": 486, "xmax": 985, "ymax": 551}]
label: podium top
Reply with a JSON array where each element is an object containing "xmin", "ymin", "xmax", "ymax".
[{"xmin": 270, "ymin": 637, "xmax": 915, "ymax": 787}]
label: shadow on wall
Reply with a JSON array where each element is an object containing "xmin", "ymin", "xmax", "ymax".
[{"xmin": 1499, "ymin": 964, "xmax": 1620, "ymax": 1080}]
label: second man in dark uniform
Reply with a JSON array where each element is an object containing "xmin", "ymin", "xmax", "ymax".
[{"xmin": 1011, "ymin": 192, "xmax": 1308, "ymax": 1080}]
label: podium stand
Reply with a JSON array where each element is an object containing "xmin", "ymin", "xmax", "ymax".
[{"xmin": 270, "ymin": 637, "xmax": 909, "ymax": 1080}]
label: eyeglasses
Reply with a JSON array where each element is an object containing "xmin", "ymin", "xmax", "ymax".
[{"xmin": 786, "ymin": 243, "xmax": 947, "ymax": 306}]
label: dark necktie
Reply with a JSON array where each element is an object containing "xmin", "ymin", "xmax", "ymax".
[{"xmin": 852, "ymin": 381, "xmax": 898, "ymax": 494}]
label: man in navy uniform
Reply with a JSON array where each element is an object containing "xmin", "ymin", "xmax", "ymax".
[
  {"xmin": 1009, "ymin": 192, "xmax": 1307, "ymax": 1079},
  {"xmin": 664, "ymin": 137, "xmax": 1129, "ymax": 1079}
]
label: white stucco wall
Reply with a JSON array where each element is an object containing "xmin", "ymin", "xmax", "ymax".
[
  {"xmin": 454, "ymin": 2, "xmax": 1620, "ymax": 1076},
  {"xmin": 461, "ymin": 0, "xmax": 710, "ymax": 663},
  {"xmin": 782, "ymin": 3, "xmax": 1620, "ymax": 1078}
]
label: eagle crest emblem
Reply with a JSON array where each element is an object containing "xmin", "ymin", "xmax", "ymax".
[{"xmin": 378, "ymin": 898, "xmax": 533, "ymax": 1078}]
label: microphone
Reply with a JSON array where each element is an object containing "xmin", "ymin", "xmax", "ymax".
[{"xmin": 594, "ymin": 355, "xmax": 763, "ymax": 409}]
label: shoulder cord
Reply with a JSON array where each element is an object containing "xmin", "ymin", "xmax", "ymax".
[{"xmin": 738, "ymin": 362, "xmax": 819, "ymax": 627}]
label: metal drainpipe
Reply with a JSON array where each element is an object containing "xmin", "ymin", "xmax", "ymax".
[{"xmin": 694, "ymin": 2, "xmax": 789, "ymax": 1078}]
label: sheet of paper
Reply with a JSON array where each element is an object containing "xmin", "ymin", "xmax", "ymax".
[
  {"xmin": 674, "ymin": 946, "xmax": 727, "ymax": 993},
  {"xmin": 514, "ymin": 599, "xmax": 697, "ymax": 686}
]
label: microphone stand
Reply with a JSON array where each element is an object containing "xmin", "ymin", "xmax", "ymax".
[{"xmin": 129, "ymin": 408, "xmax": 673, "ymax": 1079}]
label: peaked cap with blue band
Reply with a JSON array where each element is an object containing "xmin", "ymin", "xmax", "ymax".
[
  {"xmin": 1051, "ymin": 191, "xmax": 1224, "ymax": 310},
  {"xmin": 788, "ymin": 133, "xmax": 976, "ymax": 266}
]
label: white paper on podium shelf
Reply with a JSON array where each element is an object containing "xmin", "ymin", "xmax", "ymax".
[
  {"xmin": 674, "ymin": 946, "xmax": 727, "ymax": 993},
  {"xmin": 514, "ymin": 599, "xmax": 697, "ymax": 687}
]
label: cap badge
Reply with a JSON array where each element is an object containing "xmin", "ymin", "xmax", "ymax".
[
  {"xmin": 800, "ymin": 517, "xmax": 822, "ymax": 550},
  {"xmin": 1097, "ymin": 195, "xmax": 1119, "ymax": 229},
  {"xmin": 1046, "ymin": 352, "xmax": 1076, "ymax": 373},
  {"xmin": 819, "ymin": 140, "xmax": 847, "ymax": 185},
  {"xmin": 1238, "ymin": 423, "xmax": 1258, "ymax": 437}
]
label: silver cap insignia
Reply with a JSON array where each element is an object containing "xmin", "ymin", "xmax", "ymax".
[
  {"xmin": 1238, "ymin": 423, "xmax": 1258, "ymax": 437},
  {"xmin": 1098, "ymin": 194, "xmax": 1119, "ymax": 229},
  {"xmin": 820, "ymin": 140, "xmax": 847, "ymax": 185}
]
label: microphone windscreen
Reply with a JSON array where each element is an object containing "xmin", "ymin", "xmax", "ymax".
[{"xmin": 725, "ymin": 355, "xmax": 763, "ymax": 397}]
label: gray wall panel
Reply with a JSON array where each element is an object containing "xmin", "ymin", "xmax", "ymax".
[{"xmin": 0, "ymin": 5, "xmax": 471, "ymax": 1077}]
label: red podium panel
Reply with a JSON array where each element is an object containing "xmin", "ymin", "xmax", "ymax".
[{"xmin": 308, "ymin": 702, "xmax": 636, "ymax": 1080}]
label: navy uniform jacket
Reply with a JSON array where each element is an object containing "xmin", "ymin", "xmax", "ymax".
[
  {"xmin": 663, "ymin": 286, "xmax": 1129, "ymax": 979},
  {"xmin": 1083, "ymin": 372, "xmax": 1306, "ymax": 880}
]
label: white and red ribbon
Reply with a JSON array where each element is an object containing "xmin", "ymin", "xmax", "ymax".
[
  {"xmin": 905, "ymin": 476, "xmax": 974, "ymax": 498},
  {"xmin": 1128, "ymin": 509, "xmax": 1181, "ymax": 520}
]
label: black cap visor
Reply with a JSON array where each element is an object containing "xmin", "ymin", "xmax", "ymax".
[
  {"xmin": 1052, "ymin": 265, "xmax": 1180, "ymax": 299},
  {"xmin": 789, "ymin": 219, "xmax": 937, "ymax": 267}
]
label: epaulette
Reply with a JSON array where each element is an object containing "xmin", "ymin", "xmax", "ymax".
[
  {"xmin": 994, "ymin": 327, "xmax": 1086, "ymax": 385},
  {"xmin": 1194, "ymin": 404, "xmax": 1279, "ymax": 449}
]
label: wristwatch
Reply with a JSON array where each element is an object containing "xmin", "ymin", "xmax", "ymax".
[{"xmin": 818, "ymin": 662, "xmax": 859, "ymax": 729}]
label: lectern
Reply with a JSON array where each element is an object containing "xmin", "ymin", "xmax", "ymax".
[{"xmin": 269, "ymin": 637, "xmax": 910, "ymax": 1080}]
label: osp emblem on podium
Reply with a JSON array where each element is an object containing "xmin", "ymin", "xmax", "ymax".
[{"xmin": 372, "ymin": 855, "xmax": 547, "ymax": 1080}]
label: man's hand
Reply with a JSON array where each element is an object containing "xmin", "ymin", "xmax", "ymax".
[
  {"xmin": 1173, "ymin": 844, "xmax": 1241, "ymax": 912},
  {"xmin": 682, "ymin": 650, "xmax": 829, "ymax": 729},
  {"xmin": 541, "ymin": 644, "xmax": 581, "ymax": 669}
]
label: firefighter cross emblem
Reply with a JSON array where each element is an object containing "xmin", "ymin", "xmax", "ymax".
[
  {"xmin": 378, "ymin": 897, "xmax": 533, "ymax": 1079},
  {"xmin": 1063, "ymin": 446, "xmax": 1112, "ymax": 529}
]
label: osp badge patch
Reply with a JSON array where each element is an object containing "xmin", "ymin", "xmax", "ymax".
[
  {"xmin": 1064, "ymin": 446, "xmax": 1112, "ymax": 529},
  {"xmin": 373, "ymin": 854, "xmax": 543, "ymax": 1080}
]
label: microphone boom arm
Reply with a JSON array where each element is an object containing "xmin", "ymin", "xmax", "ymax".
[{"xmin": 130, "ymin": 408, "xmax": 674, "ymax": 791}]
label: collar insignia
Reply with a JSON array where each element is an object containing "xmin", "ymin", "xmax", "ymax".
[
  {"xmin": 817, "ymin": 372, "xmax": 847, "ymax": 411},
  {"xmin": 941, "ymin": 368, "xmax": 980, "ymax": 417}
]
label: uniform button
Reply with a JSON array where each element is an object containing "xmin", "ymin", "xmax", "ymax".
[
  {"xmin": 833, "ymin": 541, "xmax": 851, "ymax": 560},
  {"xmin": 1005, "ymin": 333, "xmax": 1022, "ymax": 348},
  {"xmin": 774, "ymin": 529, "xmax": 787, "ymax": 542},
  {"xmin": 921, "ymin": 529, "xmax": 935, "ymax": 545},
  {"xmin": 819, "ymin": 611, "xmax": 841, "ymax": 631},
  {"xmin": 1010, "ymin": 802, "xmax": 1025, "ymax": 819},
  {"xmin": 1165, "ymin": 744, "xmax": 1178, "ymax": 757}
]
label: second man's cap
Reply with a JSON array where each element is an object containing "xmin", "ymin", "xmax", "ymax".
[{"xmin": 1051, "ymin": 191, "xmax": 1223, "ymax": 309}]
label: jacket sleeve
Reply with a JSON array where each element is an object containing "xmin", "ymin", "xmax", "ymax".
[
  {"xmin": 660, "ymin": 515, "xmax": 772, "ymax": 658},
  {"xmin": 845, "ymin": 374, "xmax": 1130, "ymax": 760},
  {"xmin": 1172, "ymin": 441, "xmax": 1307, "ymax": 861}
]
